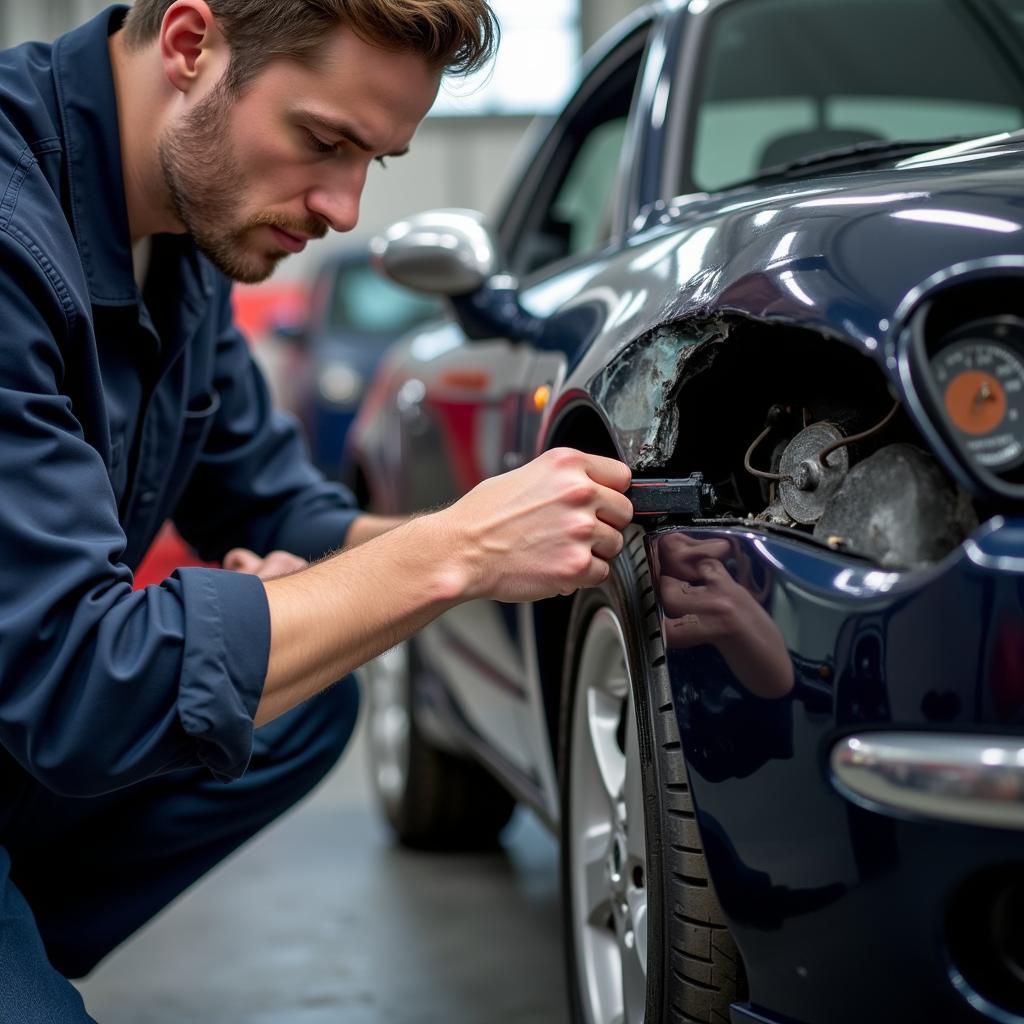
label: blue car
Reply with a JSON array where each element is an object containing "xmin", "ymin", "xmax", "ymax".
[
  {"xmin": 351, "ymin": 1, "xmax": 1024, "ymax": 1022},
  {"xmin": 275, "ymin": 249, "xmax": 440, "ymax": 486}
]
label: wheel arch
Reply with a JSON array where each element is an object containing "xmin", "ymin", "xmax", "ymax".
[{"xmin": 533, "ymin": 403, "xmax": 624, "ymax": 774}]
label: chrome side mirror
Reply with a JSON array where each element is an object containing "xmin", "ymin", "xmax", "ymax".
[{"xmin": 370, "ymin": 209, "xmax": 498, "ymax": 297}]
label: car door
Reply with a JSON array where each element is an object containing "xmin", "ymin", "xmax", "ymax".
[{"xmin": 390, "ymin": 20, "xmax": 655, "ymax": 780}]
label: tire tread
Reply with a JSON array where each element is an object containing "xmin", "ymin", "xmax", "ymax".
[{"xmin": 560, "ymin": 525, "xmax": 745, "ymax": 1024}]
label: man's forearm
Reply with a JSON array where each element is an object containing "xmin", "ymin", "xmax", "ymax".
[
  {"xmin": 255, "ymin": 449, "xmax": 634, "ymax": 729},
  {"xmin": 344, "ymin": 513, "xmax": 409, "ymax": 548},
  {"xmin": 257, "ymin": 513, "xmax": 461, "ymax": 726}
]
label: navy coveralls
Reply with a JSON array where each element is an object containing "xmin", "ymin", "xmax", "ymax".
[{"xmin": 0, "ymin": 8, "xmax": 363, "ymax": 1019}]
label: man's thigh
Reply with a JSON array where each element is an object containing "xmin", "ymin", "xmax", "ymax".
[
  {"xmin": 4, "ymin": 680, "xmax": 359, "ymax": 979},
  {"xmin": 0, "ymin": 848, "xmax": 97, "ymax": 1023}
]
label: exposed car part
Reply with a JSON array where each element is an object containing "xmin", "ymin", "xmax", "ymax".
[
  {"xmin": 816, "ymin": 400, "xmax": 902, "ymax": 466},
  {"xmin": 561, "ymin": 526, "xmax": 744, "ymax": 1024},
  {"xmin": 814, "ymin": 444, "xmax": 978, "ymax": 570},
  {"xmin": 609, "ymin": 319, "xmax": 979, "ymax": 566},
  {"xmin": 365, "ymin": 641, "xmax": 515, "ymax": 849},
  {"xmin": 744, "ymin": 402, "xmax": 908, "ymax": 528},
  {"xmin": 776, "ymin": 423, "xmax": 849, "ymax": 525}
]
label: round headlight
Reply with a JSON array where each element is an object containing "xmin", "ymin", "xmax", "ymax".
[{"xmin": 318, "ymin": 364, "xmax": 363, "ymax": 407}]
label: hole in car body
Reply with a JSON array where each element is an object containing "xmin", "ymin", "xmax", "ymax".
[{"xmin": 596, "ymin": 313, "xmax": 988, "ymax": 571}]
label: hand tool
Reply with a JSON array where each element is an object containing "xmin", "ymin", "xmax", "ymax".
[{"xmin": 627, "ymin": 474, "xmax": 717, "ymax": 522}]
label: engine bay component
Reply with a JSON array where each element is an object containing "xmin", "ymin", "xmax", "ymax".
[
  {"xmin": 778, "ymin": 422, "xmax": 850, "ymax": 525},
  {"xmin": 930, "ymin": 319, "xmax": 1024, "ymax": 472},
  {"xmin": 813, "ymin": 444, "xmax": 977, "ymax": 570}
]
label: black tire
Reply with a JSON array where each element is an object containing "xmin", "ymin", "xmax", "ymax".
[
  {"xmin": 366, "ymin": 639, "xmax": 516, "ymax": 851},
  {"xmin": 559, "ymin": 526, "xmax": 746, "ymax": 1023}
]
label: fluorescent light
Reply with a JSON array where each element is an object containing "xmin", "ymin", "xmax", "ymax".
[
  {"xmin": 779, "ymin": 270, "xmax": 814, "ymax": 306},
  {"xmin": 795, "ymin": 192, "xmax": 929, "ymax": 209},
  {"xmin": 892, "ymin": 209, "xmax": 1020, "ymax": 234},
  {"xmin": 769, "ymin": 230, "xmax": 797, "ymax": 264}
]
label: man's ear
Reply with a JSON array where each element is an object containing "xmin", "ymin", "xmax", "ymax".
[{"xmin": 159, "ymin": 0, "xmax": 228, "ymax": 94}]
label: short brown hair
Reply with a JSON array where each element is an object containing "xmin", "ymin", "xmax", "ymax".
[{"xmin": 123, "ymin": 0, "xmax": 498, "ymax": 90}]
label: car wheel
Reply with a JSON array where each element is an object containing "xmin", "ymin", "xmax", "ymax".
[
  {"xmin": 560, "ymin": 526, "xmax": 745, "ymax": 1023},
  {"xmin": 365, "ymin": 640, "xmax": 516, "ymax": 850}
]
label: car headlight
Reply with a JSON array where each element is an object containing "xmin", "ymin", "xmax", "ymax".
[{"xmin": 318, "ymin": 364, "xmax": 364, "ymax": 408}]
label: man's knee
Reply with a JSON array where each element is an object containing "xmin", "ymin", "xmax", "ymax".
[{"xmin": 0, "ymin": 850, "xmax": 96, "ymax": 1020}]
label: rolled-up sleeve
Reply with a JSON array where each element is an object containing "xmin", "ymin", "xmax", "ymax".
[
  {"xmin": 0, "ymin": 230, "xmax": 268, "ymax": 796},
  {"xmin": 172, "ymin": 283, "xmax": 361, "ymax": 563},
  {"xmin": 175, "ymin": 567, "xmax": 268, "ymax": 779}
]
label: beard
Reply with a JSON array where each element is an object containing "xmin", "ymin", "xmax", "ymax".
[{"xmin": 158, "ymin": 83, "xmax": 326, "ymax": 284}]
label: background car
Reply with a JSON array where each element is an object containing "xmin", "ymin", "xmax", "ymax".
[
  {"xmin": 273, "ymin": 249, "xmax": 441, "ymax": 485},
  {"xmin": 351, "ymin": 1, "xmax": 1024, "ymax": 1023}
]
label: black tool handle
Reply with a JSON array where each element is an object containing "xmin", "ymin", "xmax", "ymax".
[{"xmin": 628, "ymin": 474, "xmax": 717, "ymax": 520}]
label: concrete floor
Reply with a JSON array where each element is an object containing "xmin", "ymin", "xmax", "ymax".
[{"xmin": 74, "ymin": 714, "xmax": 568, "ymax": 1023}]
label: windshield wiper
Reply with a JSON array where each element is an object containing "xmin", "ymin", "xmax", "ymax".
[{"xmin": 729, "ymin": 135, "xmax": 979, "ymax": 189}]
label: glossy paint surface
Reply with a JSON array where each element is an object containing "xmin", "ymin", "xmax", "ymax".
[
  {"xmin": 547, "ymin": 139, "xmax": 1024, "ymax": 482},
  {"xmin": 647, "ymin": 520, "xmax": 1024, "ymax": 1024}
]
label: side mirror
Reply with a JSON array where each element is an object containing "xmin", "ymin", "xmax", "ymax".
[
  {"xmin": 371, "ymin": 210, "xmax": 546, "ymax": 344},
  {"xmin": 370, "ymin": 209, "xmax": 498, "ymax": 297}
]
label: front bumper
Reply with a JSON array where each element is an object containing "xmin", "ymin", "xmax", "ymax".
[{"xmin": 646, "ymin": 517, "xmax": 1024, "ymax": 1024}]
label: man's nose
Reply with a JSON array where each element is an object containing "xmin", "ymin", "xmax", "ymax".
[{"xmin": 306, "ymin": 171, "xmax": 364, "ymax": 234}]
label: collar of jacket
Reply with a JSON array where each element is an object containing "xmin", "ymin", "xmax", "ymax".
[{"xmin": 52, "ymin": 5, "xmax": 214, "ymax": 310}]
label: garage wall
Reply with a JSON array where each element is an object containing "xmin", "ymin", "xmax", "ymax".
[{"xmin": 0, "ymin": 0, "xmax": 643, "ymax": 277}]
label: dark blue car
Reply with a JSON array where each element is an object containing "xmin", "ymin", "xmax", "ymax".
[{"xmin": 351, "ymin": 1, "xmax": 1024, "ymax": 1022}]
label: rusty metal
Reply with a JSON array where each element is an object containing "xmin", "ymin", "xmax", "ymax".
[
  {"xmin": 744, "ymin": 424, "xmax": 785, "ymax": 482},
  {"xmin": 818, "ymin": 400, "xmax": 901, "ymax": 466},
  {"xmin": 591, "ymin": 317, "xmax": 731, "ymax": 470},
  {"xmin": 779, "ymin": 422, "xmax": 849, "ymax": 524}
]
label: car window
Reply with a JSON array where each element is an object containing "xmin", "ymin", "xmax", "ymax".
[
  {"xmin": 328, "ymin": 264, "xmax": 441, "ymax": 337},
  {"xmin": 506, "ymin": 32, "xmax": 646, "ymax": 276},
  {"xmin": 686, "ymin": 0, "xmax": 1024, "ymax": 193},
  {"xmin": 548, "ymin": 117, "xmax": 630, "ymax": 257}
]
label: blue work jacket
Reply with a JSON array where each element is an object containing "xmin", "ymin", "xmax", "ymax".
[{"xmin": 0, "ymin": 7, "xmax": 361, "ymax": 800}]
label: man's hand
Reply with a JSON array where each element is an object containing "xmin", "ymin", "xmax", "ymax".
[
  {"xmin": 223, "ymin": 548, "xmax": 307, "ymax": 580},
  {"xmin": 437, "ymin": 447, "xmax": 634, "ymax": 602},
  {"xmin": 258, "ymin": 447, "xmax": 632, "ymax": 726}
]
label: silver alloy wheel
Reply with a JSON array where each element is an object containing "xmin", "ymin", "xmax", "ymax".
[
  {"xmin": 365, "ymin": 643, "xmax": 412, "ymax": 815},
  {"xmin": 569, "ymin": 607, "xmax": 649, "ymax": 1024}
]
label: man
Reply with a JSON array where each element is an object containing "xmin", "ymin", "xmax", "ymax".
[{"xmin": 0, "ymin": 0, "xmax": 632, "ymax": 1018}]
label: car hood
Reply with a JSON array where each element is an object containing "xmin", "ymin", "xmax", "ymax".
[{"xmin": 546, "ymin": 136, "xmax": 1024, "ymax": 388}]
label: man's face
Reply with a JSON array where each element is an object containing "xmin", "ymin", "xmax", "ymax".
[{"xmin": 159, "ymin": 27, "xmax": 440, "ymax": 283}]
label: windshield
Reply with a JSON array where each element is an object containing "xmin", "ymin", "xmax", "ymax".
[
  {"xmin": 687, "ymin": 0, "xmax": 1024, "ymax": 193},
  {"xmin": 327, "ymin": 263, "xmax": 441, "ymax": 338}
]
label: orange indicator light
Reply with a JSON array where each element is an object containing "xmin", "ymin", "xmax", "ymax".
[{"xmin": 533, "ymin": 385, "xmax": 551, "ymax": 412}]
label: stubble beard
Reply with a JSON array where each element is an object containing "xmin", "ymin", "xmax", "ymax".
[{"xmin": 158, "ymin": 84, "xmax": 323, "ymax": 284}]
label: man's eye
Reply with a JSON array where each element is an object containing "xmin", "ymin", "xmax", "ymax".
[
  {"xmin": 305, "ymin": 130, "xmax": 335, "ymax": 155},
  {"xmin": 375, "ymin": 156, "xmax": 389, "ymax": 170}
]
